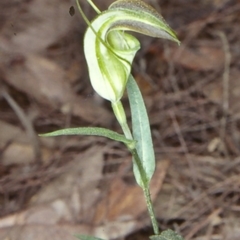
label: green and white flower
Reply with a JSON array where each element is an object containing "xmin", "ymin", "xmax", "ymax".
[{"xmin": 83, "ymin": 0, "xmax": 179, "ymax": 102}]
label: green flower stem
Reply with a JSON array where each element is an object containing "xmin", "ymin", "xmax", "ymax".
[
  {"xmin": 111, "ymin": 101, "xmax": 133, "ymax": 139},
  {"xmin": 130, "ymin": 148, "xmax": 159, "ymax": 235},
  {"xmin": 112, "ymin": 100, "xmax": 159, "ymax": 235},
  {"xmin": 144, "ymin": 187, "xmax": 159, "ymax": 235}
]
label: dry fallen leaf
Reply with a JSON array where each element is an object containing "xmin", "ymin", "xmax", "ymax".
[
  {"xmin": 0, "ymin": 146, "xmax": 106, "ymax": 240},
  {"xmin": 0, "ymin": 0, "xmax": 113, "ymax": 125},
  {"xmin": 0, "ymin": 120, "xmax": 53, "ymax": 165},
  {"xmin": 2, "ymin": 142, "xmax": 35, "ymax": 165},
  {"xmin": 93, "ymin": 160, "xmax": 170, "ymax": 224},
  {"xmin": 0, "ymin": 120, "xmax": 30, "ymax": 146},
  {"xmin": 94, "ymin": 220, "xmax": 140, "ymax": 240},
  {"xmin": 0, "ymin": 224, "xmax": 91, "ymax": 240},
  {"xmin": 164, "ymin": 44, "xmax": 224, "ymax": 71},
  {"xmin": 0, "ymin": 0, "xmax": 74, "ymax": 54},
  {"xmin": 203, "ymin": 68, "xmax": 240, "ymax": 113},
  {"xmin": 1, "ymin": 54, "xmax": 112, "ymax": 124}
]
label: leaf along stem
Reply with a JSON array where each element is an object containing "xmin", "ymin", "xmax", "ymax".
[{"xmin": 113, "ymin": 95, "xmax": 159, "ymax": 235}]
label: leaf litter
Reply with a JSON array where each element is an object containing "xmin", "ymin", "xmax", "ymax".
[{"xmin": 1, "ymin": 0, "xmax": 240, "ymax": 240}]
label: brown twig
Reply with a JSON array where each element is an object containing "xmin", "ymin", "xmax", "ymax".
[{"xmin": 0, "ymin": 87, "xmax": 42, "ymax": 164}]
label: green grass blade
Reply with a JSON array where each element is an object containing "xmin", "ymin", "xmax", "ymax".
[{"xmin": 75, "ymin": 234, "xmax": 106, "ymax": 240}]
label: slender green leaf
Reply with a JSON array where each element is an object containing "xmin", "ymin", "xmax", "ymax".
[
  {"xmin": 150, "ymin": 230, "xmax": 184, "ymax": 240},
  {"xmin": 75, "ymin": 234, "xmax": 106, "ymax": 240},
  {"xmin": 127, "ymin": 75, "xmax": 155, "ymax": 186},
  {"xmin": 39, "ymin": 127, "xmax": 136, "ymax": 149}
]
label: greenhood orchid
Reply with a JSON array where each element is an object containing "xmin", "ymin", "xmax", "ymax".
[
  {"xmin": 40, "ymin": 1, "xmax": 183, "ymax": 238},
  {"xmin": 82, "ymin": 0, "xmax": 179, "ymax": 103}
]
